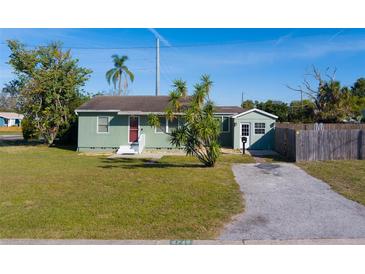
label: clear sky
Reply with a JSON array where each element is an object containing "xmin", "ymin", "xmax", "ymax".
[{"xmin": 1, "ymin": 28, "xmax": 365, "ymax": 105}]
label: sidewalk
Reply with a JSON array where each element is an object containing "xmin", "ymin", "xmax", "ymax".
[{"xmin": 1, "ymin": 238, "xmax": 365, "ymax": 245}]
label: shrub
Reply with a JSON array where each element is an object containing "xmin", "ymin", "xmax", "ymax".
[{"xmin": 21, "ymin": 117, "xmax": 39, "ymax": 140}]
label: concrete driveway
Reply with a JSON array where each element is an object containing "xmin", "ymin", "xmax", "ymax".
[
  {"xmin": 0, "ymin": 134, "xmax": 23, "ymax": 141},
  {"xmin": 219, "ymin": 163, "xmax": 365, "ymax": 240}
]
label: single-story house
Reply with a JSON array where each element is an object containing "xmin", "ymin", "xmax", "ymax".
[
  {"xmin": 0, "ymin": 112, "xmax": 24, "ymax": 127},
  {"xmin": 75, "ymin": 96, "xmax": 278, "ymax": 153}
]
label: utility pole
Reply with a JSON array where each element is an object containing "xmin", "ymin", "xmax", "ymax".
[
  {"xmin": 241, "ymin": 91, "xmax": 244, "ymax": 106},
  {"xmin": 156, "ymin": 38, "xmax": 160, "ymax": 96},
  {"xmin": 300, "ymin": 89, "xmax": 303, "ymax": 122}
]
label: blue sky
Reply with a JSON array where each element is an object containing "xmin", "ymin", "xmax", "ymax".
[{"xmin": 1, "ymin": 28, "xmax": 365, "ymax": 105}]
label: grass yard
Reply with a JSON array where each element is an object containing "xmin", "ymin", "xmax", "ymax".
[
  {"xmin": 0, "ymin": 145, "xmax": 254, "ymax": 239},
  {"xmin": 0, "ymin": 131, "xmax": 22, "ymax": 135},
  {"xmin": 298, "ymin": 160, "xmax": 365, "ymax": 206},
  {"xmin": 0, "ymin": 127, "xmax": 22, "ymax": 135}
]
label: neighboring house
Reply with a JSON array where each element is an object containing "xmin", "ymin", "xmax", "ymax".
[
  {"xmin": 75, "ymin": 96, "xmax": 277, "ymax": 153},
  {"xmin": 0, "ymin": 112, "xmax": 24, "ymax": 127}
]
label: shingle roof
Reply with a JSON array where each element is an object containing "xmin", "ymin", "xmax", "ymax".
[
  {"xmin": 76, "ymin": 96, "xmax": 246, "ymax": 114},
  {"xmin": 214, "ymin": 106, "xmax": 247, "ymax": 114},
  {"xmin": 0, "ymin": 112, "xmax": 24, "ymax": 119}
]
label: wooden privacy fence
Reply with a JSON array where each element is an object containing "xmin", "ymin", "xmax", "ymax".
[
  {"xmin": 275, "ymin": 124, "xmax": 365, "ymax": 161},
  {"xmin": 276, "ymin": 123, "xmax": 365, "ymax": 130}
]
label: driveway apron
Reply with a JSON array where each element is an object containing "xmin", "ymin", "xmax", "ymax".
[{"xmin": 219, "ymin": 163, "xmax": 365, "ymax": 240}]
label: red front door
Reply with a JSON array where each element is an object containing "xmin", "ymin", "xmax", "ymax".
[{"xmin": 129, "ymin": 116, "xmax": 139, "ymax": 143}]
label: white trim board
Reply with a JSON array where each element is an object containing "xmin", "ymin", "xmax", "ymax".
[
  {"xmin": 76, "ymin": 110, "xmax": 238, "ymax": 116},
  {"xmin": 231, "ymin": 108, "xmax": 278, "ymax": 119},
  {"xmin": 75, "ymin": 109, "xmax": 119, "ymax": 114},
  {"xmin": 75, "ymin": 110, "xmax": 185, "ymax": 115}
]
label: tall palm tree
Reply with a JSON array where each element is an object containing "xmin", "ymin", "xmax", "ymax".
[{"xmin": 106, "ymin": 55, "xmax": 134, "ymax": 96}]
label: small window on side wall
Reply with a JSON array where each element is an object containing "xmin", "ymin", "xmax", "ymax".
[
  {"xmin": 98, "ymin": 116, "xmax": 109, "ymax": 133},
  {"xmin": 254, "ymin": 123, "xmax": 265, "ymax": 134}
]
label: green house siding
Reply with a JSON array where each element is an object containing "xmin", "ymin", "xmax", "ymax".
[
  {"xmin": 232, "ymin": 111, "xmax": 276, "ymax": 150},
  {"xmin": 78, "ymin": 112, "xmax": 128, "ymax": 151},
  {"xmin": 77, "ymin": 110, "xmax": 276, "ymax": 151},
  {"xmin": 139, "ymin": 115, "xmax": 172, "ymax": 148},
  {"xmin": 78, "ymin": 113, "xmax": 177, "ymax": 151}
]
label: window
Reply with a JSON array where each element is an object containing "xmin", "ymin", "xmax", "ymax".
[
  {"xmin": 167, "ymin": 118, "xmax": 178, "ymax": 133},
  {"xmin": 241, "ymin": 124, "xmax": 249, "ymax": 136},
  {"xmin": 178, "ymin": 117, "xmax": 185, "ymax": 126},
  {"xmin": 216, "ymin": 116, "xmax": 230, "ymax": 132},
  {"xmin": 97, "ymin": 116, "xmax": 109, "ymax": 133},
  {"xmin": 255, "ymin": 123, "xmax": 265, "ymax": 134},
  {"xmin": 221, "ymin": 117, "xmax": 230, "ymax": 132},
  {"xmin": 155, "ymin": 117, "xmax": 167, "ymax": 133}
]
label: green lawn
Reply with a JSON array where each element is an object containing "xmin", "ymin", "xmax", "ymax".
[
  {"xmin": 298, "ymin": 160, "xmax": 365, "ymax": 206},
  {"xmin": 0, "ymin": 145, "xmax": 254, "ymax": 239},
  {"xmin": 0, "ymin": 131, "xmax": 22, "ymax": 135}
]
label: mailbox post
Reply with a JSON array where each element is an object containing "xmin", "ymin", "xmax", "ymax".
[{"xmin": 241, "ymin": 136, "xmax": 247, "ymax": 155}]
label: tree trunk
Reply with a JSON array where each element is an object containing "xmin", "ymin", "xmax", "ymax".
[
  {"xmin": 44, "ymin": 127, "xmax": 59, "ymax": 146},
  {"xmin": 118, "ymin": 76, "xmax": 122, "ymax": 96},
  {"xmin": 124, "ymin": 75, "xmax": 128, "ymax": 96}
]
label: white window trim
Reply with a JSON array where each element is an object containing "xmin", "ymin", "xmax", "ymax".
[
  {"xmin": 240, "ymin": 122, "xmax": 251, "ymax": 148},
  {"xmin": 254, "ymin": 122, "xmax": 266, "ymax": 135},
  {"xmin": 220, "ymin": 116, "xmax": 230, "ymax": 133},
  {"xmin": 241, "ymin": 122, "xmax": 251, "ymax": 137},
  {"xmin": 97, "ymin": 116, "xmax": 109, "ymax": 134},
  {"xmin": 155, "ymin": 117, "xmax": 168, "ymax": 134},
  {"xmin": 128, "ymin": 115, "xmax": 140, "ymax": 144},
  {"xmin": 154, "ymin": 117, "xmax": 180, "ymax": 134},
  {"xmin": 167, "ymin": 118, "xmax": 180, "ymax": 133}
]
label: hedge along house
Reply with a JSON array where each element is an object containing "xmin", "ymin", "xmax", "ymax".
[{"xmin": 75, "ymin": 96, "xmax": 277, "ymax": 153}]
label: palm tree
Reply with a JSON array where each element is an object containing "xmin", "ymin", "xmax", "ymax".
[
  {"xmin": 148, "ymin": 75, "xmax": 221, "ymax": 167},
  {"xmin": 106, "ymin": 55, "xmax": 134, "ymax": 96}
]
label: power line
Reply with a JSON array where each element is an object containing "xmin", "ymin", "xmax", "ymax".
[
  {"xmin": 159, "ymin": 64, "xmax": 173, "ymax": 86},
  {"xmin": 159, "ymin": 57, "xmax": 174, "ymax": 82},
  {"xmin": 0, "ymin": 39, "xmax": 252, "ymax": 50}
]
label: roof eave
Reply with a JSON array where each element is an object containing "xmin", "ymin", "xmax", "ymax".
[
  {"xmin": 231, "ymin": 108, "xmax": 278, "ymax": 119},
  {"xmin": 75, "ymin": 109, "xmax": 120, "ymax": 114},
  {"xmin": 214, "ymin": 113, "xmax": 236, "ymax": 115},
  {"xmin": 75, "ymin": 110, "xmax": 185, "ymax": 115}
]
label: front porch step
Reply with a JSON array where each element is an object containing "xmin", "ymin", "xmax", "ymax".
[{"xmin": 117, "ymin": 145, "xmax": 138, "ymax": 155}]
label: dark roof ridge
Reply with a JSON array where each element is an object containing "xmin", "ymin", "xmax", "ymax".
[{"xmin": 77, "ymin": 96, "xmax": 244, "ymax": 114}]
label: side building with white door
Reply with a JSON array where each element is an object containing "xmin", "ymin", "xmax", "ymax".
[{"xmin": 231, "ymin": 109, "xmax": 277, "ymax": 150}]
